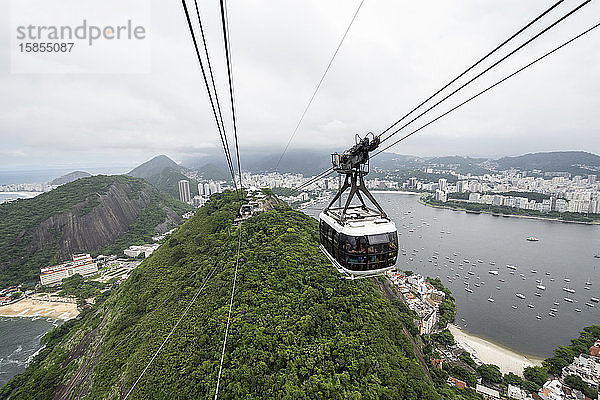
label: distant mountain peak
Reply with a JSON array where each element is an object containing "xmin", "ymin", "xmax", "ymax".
[
  {"xmin": 50, "ymin": 171, "xmax": 92, "ymax": 186},
  {"xmin": 128, "ymin": 155, "xmax": 181, "ymax": 180}
]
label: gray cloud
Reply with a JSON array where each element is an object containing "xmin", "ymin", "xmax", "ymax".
[{"xmin": 0, "ymin": 0, "xmax": 599, "ymax": 171}]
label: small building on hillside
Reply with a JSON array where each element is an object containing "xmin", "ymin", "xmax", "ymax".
[
  {"xmin": 447, "ymin": 376, "xmax": 467, "ymax": 390},
  {"xmin": 476, "ymin": 384, "xmax": 500, "ymax": 400},
  {"xmin": 40, "ymin": 254, "xmax": 98, "ymax": 286}
]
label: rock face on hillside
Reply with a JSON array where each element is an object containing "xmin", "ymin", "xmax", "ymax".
[
  {"xmin": 28, "ymin": 183, "xmax": 172, "ymax": 260},
  {"xmin": 0, "ymin": 192, "xmax": 470, "ymax": 400},
  {"xmin": 0, "ymin": 175, "xmax": 190, "ymax": 286}
]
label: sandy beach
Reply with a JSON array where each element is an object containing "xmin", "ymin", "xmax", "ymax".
[
  {"xmin": 0, "ymin": 298, "xmax": 79, "ymax": 320},
  {"xmin": 448, "ymin": 324, "xmax": 543, "ymax": 377}
]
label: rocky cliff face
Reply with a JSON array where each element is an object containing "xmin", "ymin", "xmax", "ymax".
[
  {"xmin": 0, "ymin": 175, "xmax": 190, "ymax": 286},
  {"xmin": 28, "ymin": 183, "xmax": 161, "ymax": 260}
]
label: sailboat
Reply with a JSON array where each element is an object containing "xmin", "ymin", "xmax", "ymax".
[
  {"xmin": 562, "ymin": 284, "xmax": 575, "ymax": 294},
  {"xmin": 536, "ymin": 280, "xmax": 546, "ymax": 290}
]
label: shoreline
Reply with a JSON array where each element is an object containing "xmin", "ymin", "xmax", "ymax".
[
  {"xmin": 419, "ymin": 197, "xmax": 600, "ymax": 226},
  {"xmin": 448, "ymin": 324, "xmax": 543, "ymax": 377},
  {"xmin": 371, "ymin": 190, "xmax": 421, "ymax": 195},
  {"xmin": 0, "ymin": 298, "xmax": 79, "ymax": 320}
]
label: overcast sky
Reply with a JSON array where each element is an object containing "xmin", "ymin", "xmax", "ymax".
[{"xmin": 0, "ymin": 0, "xmax": 599, "ymax": 171}]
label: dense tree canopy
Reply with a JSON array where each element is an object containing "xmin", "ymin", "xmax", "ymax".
[{"xmin": 1, "ymin": 191, "xmax": 478, "ymax": 399}]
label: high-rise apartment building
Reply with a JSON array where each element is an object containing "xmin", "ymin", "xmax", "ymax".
[{"xmin": 178, "ymin": 180, "xmax": 191, "ymax": 203}]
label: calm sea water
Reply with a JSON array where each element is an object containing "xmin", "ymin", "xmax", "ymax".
[
  {"xmin": 0, "ymin": 317, "xmax": 59, "ymax": 386},
  {"xmin": 304, "ymin": 192, "xmax": 600, "ymax": 358}
]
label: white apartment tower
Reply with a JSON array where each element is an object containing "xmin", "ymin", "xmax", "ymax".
[{"xmin": 178, "ymin": 180, "xmax": 191, "ymax": 203}]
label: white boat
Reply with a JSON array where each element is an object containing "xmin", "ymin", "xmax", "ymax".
[
  {"xmin": 531, "ymin": 269, "xmax": 538, "ymax": 274},
  {"xmin": 537, "ymin": 280, "xmax": 546, "ymax": 290},
  {"xmin": 562, "ymin": 286, "xmax": 576, "ymax": 294},
  {"xmin": 506, "ymin": 265, "xmax": 517, "ymax": 270},
  {"xmin": 534, "ymin": 293, "xmax": 541, "ymax": 297},
  {"xmin": 591, "ymin": 297, "xmax": 599, "ymax": 303},
  {"xmin": 585, "ymin": 281, "xmax": 592, "ymax": 286},
  {"xmin": 489, "ymin": 261, "xmax": 495, "ymax": 265},
  {"xmin": 564, "ymin": 297, "xmax": 574, "ymax": 303},
  {"xmin": 586, "ymin": 303, "xmax": 595, "ymax": 308},
  {"xmin": 488, "ymin": 270, "xmax": 499, "ymax": 275},
  {"xmin": 474, "ymin": 283, "xmax": 481, "ymax": 287},
  {"xmin": 553, "ymin": 302, "xmax": 560, "ymax": 306},
  {"xmin": 564, "ymin": 278, "xmax": 571, "ymax": 282},
  {"xmin": 526, "ymin": 237, "xmax": 539, "ymax": 242},
  {"xmin": 516, "ymin": 293, "xmax": 526, "ymax": 299},
  {"xmin": 478, "ymin": 260, "xmax": 483, "ymax": 263},
  {"xmin": 550, "ymin": 308, "xmax": 558, "ymax": 312},
  {"xmin": 585, "ymin": 287, "xmax": 591, "ymax": 290},
  {"xmin": 528, "ymin": 304, "xmax": 535, "ymax": 308},
  {"xmin": 464, "ymin": 259, "xmax": 470, "ymax": 263},
  {"xmin": 549, "ymin": 312, "xmax": 556, "ymax": 317},
  {"xmin": 536, "ymin": 315, "xmax": 542, "ymax": 320},
  {"xmin": 499, "ymin": 279, "xmax": 505, "ymax": 282},
  {"xmin": 511, "ymin": 305, "xmax": 517, "ymax": 309},
  {"xmin": 465, "ymin": 287, "xmax": 473, "ymax": 293},
  {"xmin": 575, "ymin": 308, "xmax": 582, "ymax": 312},
  {"xmin": 487, "ymin": 297, "xmax": 495, "ymax": 302},
  {"xmin": 496, "ymin": 286, "xmax": 501, "ymax": 290}
]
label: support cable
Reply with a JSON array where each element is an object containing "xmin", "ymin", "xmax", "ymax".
[
  {"xmin": 275, "ymin": 0, "xmax": 366, "ymax": 171},
  {"xmin": 182, "ymin": 0, "xmax": 238, "ymax": 189},
  {"xmin": 219, "ymin": 0, "xmax": 243, "ymax": 190},
  {"xmin": 379, "ymin": 0, "xmax": 591, "ymax": 146},
  {"xmin": 378, "ymin": 0, "xmax": 565, "ymax": 138},
  {"xmin": 373, "ymin": 21, "xmax": 600, "ymax": 157},
  {"xmin": 214, "ymin": 227, "xmax": 243, "ymax": 399},
  {"xmin": 123, "ymin": 255, "xmax": 225, "ymax": 400}
]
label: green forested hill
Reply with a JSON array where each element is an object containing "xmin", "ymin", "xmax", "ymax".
[
  {"xmin": 1, "ymin": 192, "xmax": 476, "ymax": 399},
  {"xmin": 0, "ymin": 175, "xmax": 191, "ymax": 287}
]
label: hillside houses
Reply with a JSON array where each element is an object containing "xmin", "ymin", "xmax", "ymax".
[{"xmin": 387, "ymin": 271, "xmax": 446, "ymax": 334}]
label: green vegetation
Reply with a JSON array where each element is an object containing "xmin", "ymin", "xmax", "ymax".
[
  {"xmin": 1, "ymin": 191, "xmax": 477, "ymax": 399},
  {"xmin": 58, "ymin": 274, "xmax": 106, "ymax": 301},
  {"xmin": 444, "ymin": 365, "xmax": 477, "ymax": 387},
  {"xmin": 522, "ymin": 366, "xmax": 548, "ymax": 386},
  {"xmin": 458, "ymin": 351, "xmax": 477, "ymax": 370},
  {"xmin": 476, "ymin": 364, "xmax": 502, "ymax": 384},
  {"xmin": 564, "ymin": 374, "xmax": 598, "ymax": 399},
  {"xmin": 431, "ymin": 329, "xmax": 455, "ymax": 346},
  {"xmin": 0, "ymin": 175, "xmax": 191, "ymax": 287},
  {"xmin": 502, "ymin": 372, "xmax": 522, "ymax": 387},
  {"xmin": 543, "ymin": 325, "xmax": 600, "ymax": 375},
  {"xmin": 424, "ymin": 196, "xmax": 600, "ymax": 223},
  {"xmin": 271, "ymin": 187, "xmax": 301, "ymax": 197}
]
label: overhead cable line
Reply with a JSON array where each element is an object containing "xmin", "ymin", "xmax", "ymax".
[
  {"xmin": 123, "ymin": 254, "xmax": 225, "ymax": 400},
  {"xmin": 275, "ymin": 0, "xmax": 366, "ymax": 172},
  {"xmin": 181, "ymin": 0, "xmax": 238, "ymax": 189},
  {"xmin": 378, "ymin": 0, "xmax": 591, "ymax": 146},
  {"xmin": 214, "ymin": 227, "xmax": 243, "ymax": 399},
  {"xmin": 298, "ymin": 17, "xmax": 599, "ymax": 191},
  {"xmin": 378, "ymin": 0, "xmax": 565, "ymax": 139},
  {"xmin": 219, "ymin": 0, "xmax": 243, "ymax": 190},
  {"xmin": 193, "ymin": 0, "xmax": 237, "ymax": 183},
  {"xmin": 372, "ymin": 21, "xmax": 600, "ymax": 157}
]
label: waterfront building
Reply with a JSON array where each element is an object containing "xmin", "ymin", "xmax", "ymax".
[
  {"xmin": 178, "ymin": 180, "xmax": 191, "ymax": 203},
  {"xmin": 561, "ymin": 354, "xmax": 600, "ymax": 387},
  {"xmin": 438, "ymin": 178, "xmax": 448, "ymax": 191},
  {"xmin": 538, "ymin": 380, "xmax": 565, "ymax": 400},
  {"xmin": 475, "ymin": 384, "xmax": 500, "ymax": 400},
  {"xmin": 40, "ymin": 254, "xmax": 98, "ymax": 286},
  {"xmin": 435, "ymin": 189, "xmax": 447, "ymax": 202}
]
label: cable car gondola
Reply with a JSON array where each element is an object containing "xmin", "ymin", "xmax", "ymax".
[{"xmin": 319, "ymin": 134, "xmax": 398, "ymax": 279}]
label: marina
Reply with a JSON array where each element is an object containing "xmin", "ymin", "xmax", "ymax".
[{"xmin": 304, "ymin": 192, "xmax": 600, "ymax": 357}]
